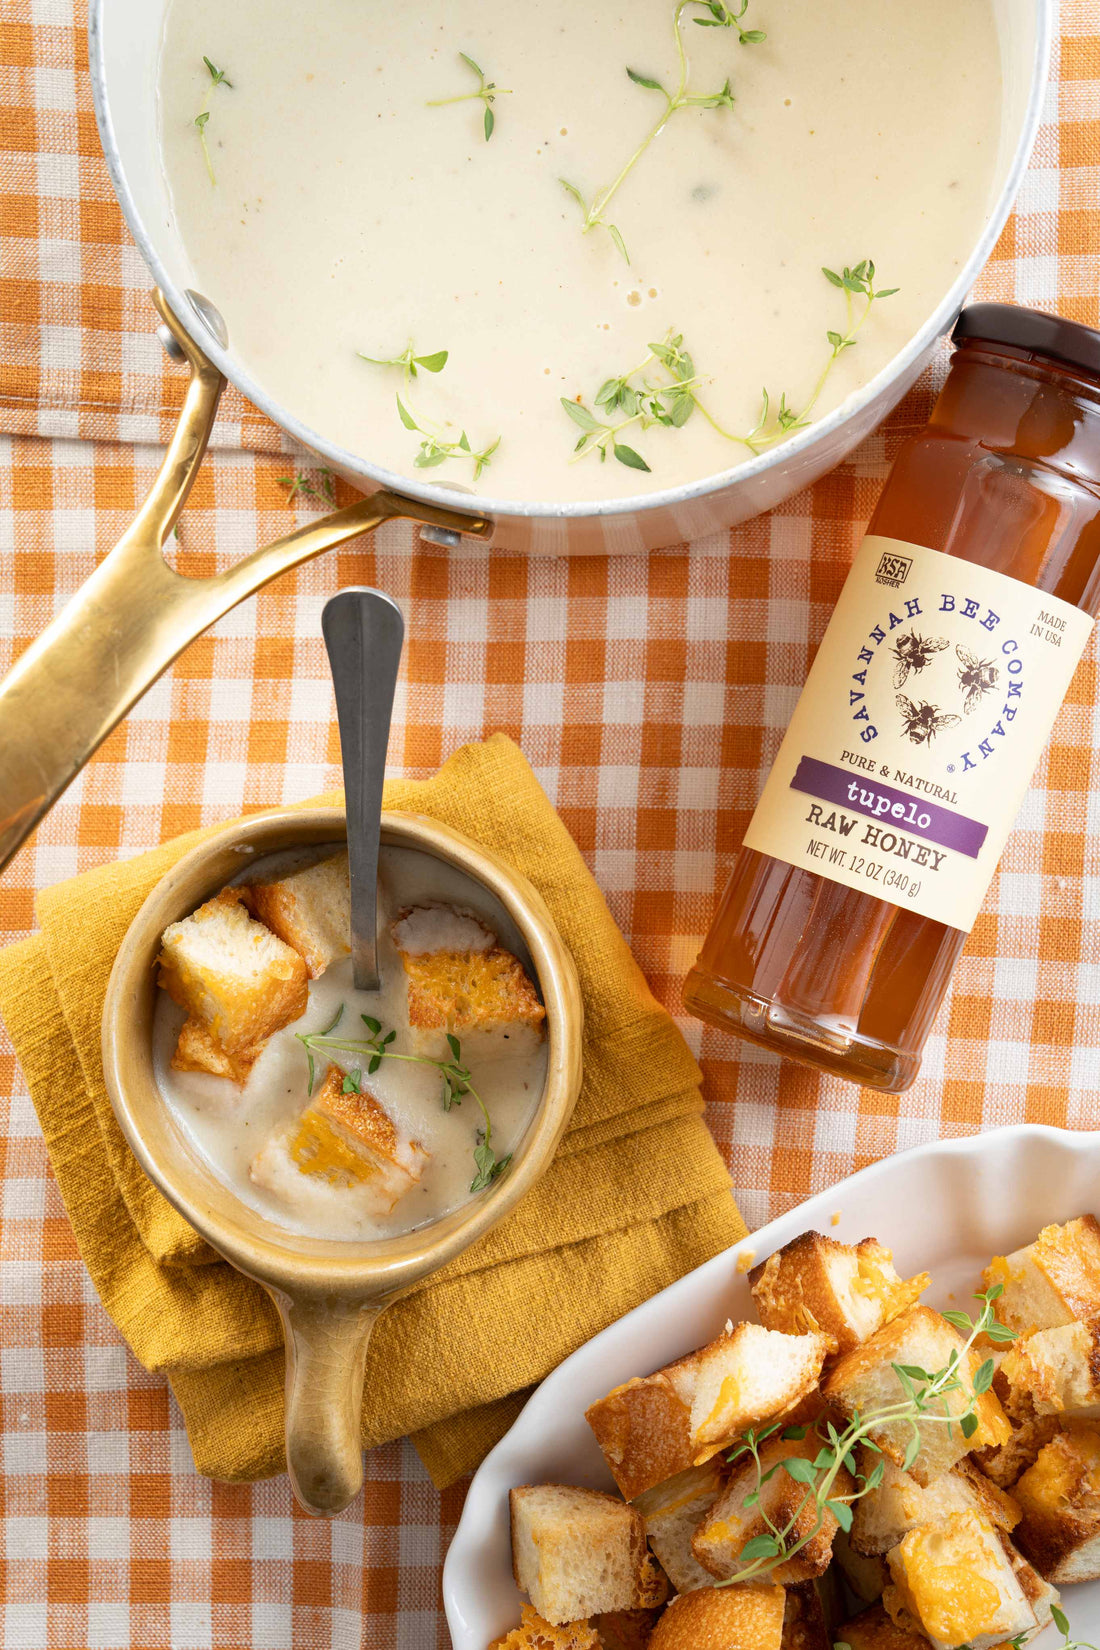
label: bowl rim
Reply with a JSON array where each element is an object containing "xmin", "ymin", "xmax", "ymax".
[
  {"xmin": 100, "ymin": 804, "xmax": 584, "ymax": 1297},
  {"xmin": 87, "ymin": 0, "xmax": 1052, "ymax": 524}
]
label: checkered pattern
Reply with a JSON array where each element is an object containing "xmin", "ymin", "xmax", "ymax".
[{"xmin": 0, "ymin": 0, "xmax": 1098, "ymax": 1644}]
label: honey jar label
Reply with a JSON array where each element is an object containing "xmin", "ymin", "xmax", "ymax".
[{"xmin": 743, "ymin": 534, "xmax": 1095, "ymax": 932}]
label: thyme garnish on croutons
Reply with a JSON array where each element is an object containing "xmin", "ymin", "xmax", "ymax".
[
  {"xmin": 720, "ymin": 1285, "xmax": 1017, "ymax": 1589},
  {"xmin": 561, "ymin": 263, "xmax": 897, "ymax": 472},
  {"xmin": 194, "ymin": 56, "xmax": 233, "ymax": 186},
  {"xmin": 559, "ymin": 0, "xmax": 764, "ymax": 262},
  {"xmin": 296, "ymin": 1008, "xmax": 511, "ymax": 1192}
]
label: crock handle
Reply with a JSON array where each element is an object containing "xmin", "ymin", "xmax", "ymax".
[
  {"xmin": 276, "ymin": 1291, "xmax": 384, "ymax": 1516},
  {"xmin": 0, "ymin": 291, "xmax": 491, "ymax": 876}
]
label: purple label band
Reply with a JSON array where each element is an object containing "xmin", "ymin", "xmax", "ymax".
[{"xmin": 790, "ymin": 756, "xmax": 988, "ymax": 859}]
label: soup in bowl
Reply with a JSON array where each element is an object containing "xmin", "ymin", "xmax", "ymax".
[{"xmin": 101, "ymin": 806, "xmax": 583, "ymax": 1515}]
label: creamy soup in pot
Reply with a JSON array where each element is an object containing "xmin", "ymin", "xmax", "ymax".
[
  {"xmin": 157, "ymin": 0, "xmax": 1002, "ymax": 501},
  {"xmin": 153, "ymin": 846, "xmax": 548, "ymax": 1241}
]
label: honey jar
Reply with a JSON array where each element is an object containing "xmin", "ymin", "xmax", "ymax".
[{"xmin": 685, "ymin": 304, "xmax": 1100, "ymax": 1092}]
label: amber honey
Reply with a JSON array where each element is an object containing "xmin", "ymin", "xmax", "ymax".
[{"xmin": 685, "ymin": 305, "xmax": 1100, "ymax": 1092}]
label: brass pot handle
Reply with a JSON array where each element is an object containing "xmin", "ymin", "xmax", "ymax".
[
  {"xmin": 0, "ymin": 292, "xmax": 491, "ymax": 874},
  {"xmin": 273, "ymin": 1289, "xmax": 384, "ymax": 1516}
]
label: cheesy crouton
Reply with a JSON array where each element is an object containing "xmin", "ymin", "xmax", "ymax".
[
  {"xmin": 823, "ymin": 1307, "xmax": 1011, "ymax": 1486},
  {"xmin": 851, "ymin": 1455, "xmax": 1020, "ymax": 1556},
  {"xmin": 647, "ymin": 1584, "xmax": 786, "ymax": 1650},
  {"xmin": 586, "ymin": 1324, "xmax": 827, "ymax": 1499},
  {"xmin": 250, "ymin": 1065, "xmax": 428, "ymax": 1214},
  {"xmin": 170, "ymin": 1016, "xmax": 258, "ymax": 1086},
  {"xmin": 750, "ymin": 1232, "xmax": 929, "ymax": 1356},
  {"xmin": 241, "ymin": 849, "xmax": 351, "ymax": 978},
  {"xmin": 489, "ymin": 1606, "xmax": 601, "ymax": 1650},
  {"xmin": 633, "ymin": 1461, "xmax": 724, "ymax": 1594},
  {"xmin": 692, "ymin": 1435, "xmax": 854, "ymax": 1586},
  {"xmin": 884, "ymin": 1512, "xmax": 1048, "ymax": 1650},
  {"xmin": 1013, "ymin": 1425, "xmax": 1100, "ymax": 1583},
  {"xmin": 999, "ymin": 1319, "xmax": 1100, "ymax": 1422},
  {"xmin": 390, "ymin": 904, "xmax": 545, "ymax": 1060},
  {"xmin": 509, "ymin": 1485, "xmax": 667, "ymax": 1626},
  {"xmin": 836, "ymin": 1602, "xmax": 934, "ymax": 1650},
  {"xmin": 983, "ymin": 1217, "xmax": 1100, "ymax": 1339},
  {"xmin": 158, "ymin": 888, "xmax": 308, "ymax": 1056},
  {"xmin": 972, "ymin": 1413, "xmax": 1062, "ymax": 1491}
]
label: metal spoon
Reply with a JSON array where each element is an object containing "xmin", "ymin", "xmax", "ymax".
[{"xmin": 322, "ymin": 588, "xmax": 405, "ymax": 991}]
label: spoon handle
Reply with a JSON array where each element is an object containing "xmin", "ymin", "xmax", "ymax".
[{"xmin": 322, "ymin": 588, "xmax": 405, "ymax": 991}]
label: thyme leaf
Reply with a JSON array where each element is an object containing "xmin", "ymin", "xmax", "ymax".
[
  {"xmin": 394, "ymin": 395, "xmax": 500, "ymax": 480},
  {"xmin": 357, "ymin": 343, "xmax": 450, "ymax": 380},
  {"xmin": 194, "ymin": 55, "xmax": 233, "ymax": 186},
  {"xmin": 560, "ymin": 0, "xmax": 763, "ymax": 259},
  {"xmin": 296, "ymin": 1016, "xmax": 510, "ymax": 1193},
  {"xmin": 427, "ymin": 52, "xmax": 512, "ymax": 142},
  {"xmin": 277, "ymin": 468, "xmax": 337, "ymax": 507}
]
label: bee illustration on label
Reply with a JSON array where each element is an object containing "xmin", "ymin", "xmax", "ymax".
[
  {"xmin": 956, "ymin": 645, "xmax": 999, "ymax": 713},
  {"xmin": 896, "ymin": 695, "xmax": 962, "ymax": 746},
  {"xmin": 891, "ymin": 629, "xmax": 950, "ymax": 688}
]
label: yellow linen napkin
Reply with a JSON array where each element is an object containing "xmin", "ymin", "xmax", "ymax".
[{"xmin": 0, "ymin": 735, "xmax": 744, "ymax": 1488}]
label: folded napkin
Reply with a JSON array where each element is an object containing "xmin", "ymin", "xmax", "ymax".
[{"xmin": 0, "ymin": 735, "xmax": 743, "ymax": 1488}]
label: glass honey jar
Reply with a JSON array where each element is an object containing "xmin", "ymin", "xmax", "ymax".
[{"xmin": 684, "ymin": 304, "xmax": 1100, "ymax": 1093}]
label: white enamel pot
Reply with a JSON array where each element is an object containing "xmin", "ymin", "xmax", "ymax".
[{"xmin": 89, "ymin": 0, "xmax": 1051, "ymax": 558}]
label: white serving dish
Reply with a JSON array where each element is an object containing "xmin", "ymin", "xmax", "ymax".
[
  {"xmin": 444, "ymin": 1123, "xmax": 1100, "ymax": 1647},
  {"xmin": 89, "ymin": 1, "xmax": 1051, "ymax": 554}
]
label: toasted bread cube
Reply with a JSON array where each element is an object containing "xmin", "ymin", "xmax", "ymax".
[
  {"xmin": 1003, "ymin": 1536, "xmax": 1061, "ymax": 1638},
  {"xmin": 750, "ymin": 1232, "xmax": 929, "ymax": 1357},
  {"xmin": 1013, "ymin": 1425, "xmax": 1100, "ymax": 1582},
  {"xmin": 647, "ymin": 1584, "xmax": 785, "ymax": 1650},
  {"xmin": 510, "ymin": 1485, "xmax": 668, "ymax": 1626},
  {"xmin": 833, "ymin": 1530, "xmax": 889, "ymax": 1605},
  {"xmin": 692, "ymin": 1435, "xmax": 854, "ymax": 1585},
  {"xmin": 171, "ymin": 1016, "xmax": 258, "ymax": 1086},
  {"xmin": 851, "ymin": 1455, "xmax": 1020, "ymax": 1556},
  {"xmin": 884, "ymin": 1511, "xmax": 1039, "ymax": 1650},
  {"xmin": 158, "ymin": 889, "xmax": 308, "ymax": 1056},
  {"xmin": 983, "ymin": 1217, "xmax": 1100, "ymax": 1338},
  {"xmin": 490, "ymin": 1606, "xmax": 602, "ymax": 1650},
  {"xmin": 823, "ymin": 1307, "xmax": 1011, "ymax": 1486},
  {"xmin": 390, "ymin": 904, "xmax": 545, "ymax": 1060},
  {"xmin": 241, "ymin": 850, "xmax": 351, "ymax": 978},
  {"xmin": 836, "ymin": 1602, "xmax": 933, "ymax": 1650},
  {"xmin": 587, "ymin": 1352, "xmax": 699, "ymax": 1501},
  {"xmin": 689, "ymin": 1323, "xmax": 829, "ymax": 1457},
  {"xmin": 972, "ymin": 1412, "xmax": 1062, "ymax": 1491},
  {"xmin": 250, "ymin": 1066, "xmax": 428, "ymax": 1213},
  {"xmin": 999, "ymin": 1319, "xmax": 1100, "ymax": 1421},
  {"xmin": 586, "ymin": 1325, "xmax": 826, "ymax": 1499},
  {"xmin": 633, "ymin": 1462, "xmax": 724, "ymax": 1594}
]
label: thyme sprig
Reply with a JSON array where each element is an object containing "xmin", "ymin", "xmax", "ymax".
[
  {"xmin": 277, "ymin": 468, "xmax": 337, "ymax": 507},
  {"xmin": 427, "ymin": 52, "xmax": 511, "ymax": 142},
  {"xmin": 194, "ymin": 56, "xmax": 232, "ymax": 186},
  {"xmin": 559, "ymin": 0, "xmax": 764, "ymax": 261},
  {"xmin": 396, "ymin": 394, "xmax": 500, "ymax": 480},
  {"xmin": 296, "ymin": 1010, "xmax": 511, "ymax": 1192},
  {"xmin": 718, "ymin": 1285, "xmax": 1016, "ymax": 1589},
  {"xmin": 561, "ymin": 262, "xmax": 897, "ymax": 471},
  {"xmin": 357, "ymin": 343, "xmax": 449, "ymax": 380}
]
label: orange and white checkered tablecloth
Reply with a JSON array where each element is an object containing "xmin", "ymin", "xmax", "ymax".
[{"xmin": 0, "ymin": 3, "xmax": 1099, "ymax": 1645}]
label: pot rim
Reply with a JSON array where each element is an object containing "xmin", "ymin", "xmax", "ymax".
[
  {"xmin": 88, "ymin": 1, "xmax": 1052, "ymax": 525},
  {"xmin": 100, "ymin": 804, "xmax": 584, "ymax": 1298}
]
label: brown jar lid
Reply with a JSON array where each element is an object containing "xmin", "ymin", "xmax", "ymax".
[{"xmin": 953, "ymin": 302, "xmax": 1100, "ymax": 380}]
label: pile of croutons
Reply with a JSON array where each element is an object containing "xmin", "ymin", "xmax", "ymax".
[{"xmin": 492, "ymin": 1217, "xmax": 1100, "ymax": 1650}]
